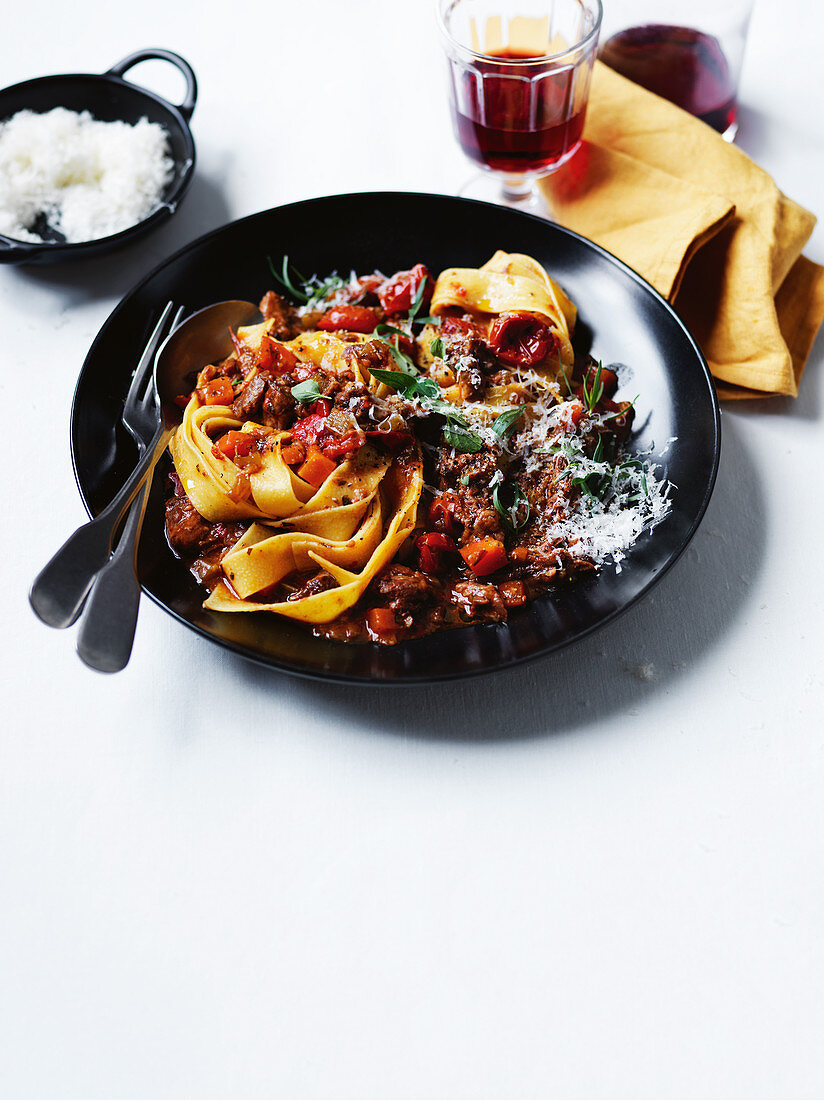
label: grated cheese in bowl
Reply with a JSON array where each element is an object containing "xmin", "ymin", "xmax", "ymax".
[{"xmin": 0, "ymin": 107, "xmax": 174, "ymax": 244}]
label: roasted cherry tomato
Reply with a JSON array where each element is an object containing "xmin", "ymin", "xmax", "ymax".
[
  {"xmin": 321, "ymin": 433, "xmax": 364, "ymax": 460},
  {"xmin": 353, "ymin": 274, "xmax": 385, "ymax": 301},
  {"xmin": 488, "ymin": 311, "xmax": 557, "ymax": 367},
  {"xmin": 427, "ymin": 492, "xmax": 459, "ymax": 536},
  {"xmin": 596, "ymin": 366, "xmax": 618, "ymax": 397},
  {"xmin": 197, "ymin": 377, "xmax": 234, "ymax": 406},
  {"xmin": 573, "ymin": 365, "xmax": 619, "ymax": 407},
  {"xmin": 364, "ymin": 428, "xmax": 413, "ymax": 451},
  {"xmin": 378, "ymin": 263, "xmax": 433, "ymax": 315},
  {"xmin": 291, "ymin": 408, "xmax": 330, "ymax": 445},
  {"xmin": 441, "ymin": 314, "xmax": 479, "ymax": 338},
  {"xmin": 460, "ymin": 537, "xmax": 508, "ymax": 576},
  {"xmin": 416, "ymin": 531, "xmax": 458, "ymax": 574},
  {"xmin": 599, "ymin": 398, "xmax": 635, "ymax": 438},
  {"xmin": 317, "ymin": 305, "xmax": 379, "ymax": 333},
  {"xmin": 214, "ymin": 430, "xmax": 254, "ymax": 460}
]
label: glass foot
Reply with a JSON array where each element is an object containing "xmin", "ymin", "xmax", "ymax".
[{"xmin": 457, "ymin": 172, "xmax": 552, "ymax": 218}]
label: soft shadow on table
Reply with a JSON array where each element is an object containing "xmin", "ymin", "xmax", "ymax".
[
  {"xmin": 229, "ymin": 414, "xmax": 765, "ymax": 743},
  {"xmin": 5, "ymin": 173, "xmax": 231, "ymax": 304}
]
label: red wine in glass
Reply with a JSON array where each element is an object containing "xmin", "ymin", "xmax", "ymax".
[
  {"xmin": 599, "ymin": 24, "xmax": 737, "ymax": 135},
  {"xmin": 451, "ymin": 49, "xmax": 588, "ymax": 175}
]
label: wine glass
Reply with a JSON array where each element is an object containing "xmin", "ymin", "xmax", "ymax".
[
  {"xmin": 438, "ymin": 0, "xmax": 603, "ymax": 214},
  {"xmin": 598, "ymin": 0, "xmax": 754, "ymax": 141}
]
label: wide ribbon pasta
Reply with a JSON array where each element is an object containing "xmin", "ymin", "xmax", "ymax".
[
  {"xmin": 168, "ymin": 323, "xmax": 424, "ymax": 623},
  {"xmin": 166, "ymin": 252, "xmax": 584, "ymax": 634},
  {"xmin": 204, "ymin": 455, "xmax": 423, "ymax": 622},
  {"xmin": 430, "ymin": 249, "xmax": 576, "ymax": 366}
]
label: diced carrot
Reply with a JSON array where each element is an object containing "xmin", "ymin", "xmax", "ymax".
[
  {"xmin": 367, "ymin": 607, "xmax": 397, "ymax": 635},
  {"xmin": 214, "ymin": 430, "xmax": 254, "ymax": 460},
  {"xmin": 499, "ymin": 579, "xmax": 527, "ymax": 608},
  {"xmin": 280, "ymin": 440, "xmax": 306, "ymax": 466},
  {"xmin": 197, "ymin": 377, "xmax": 234, "ymax": 406},
  {"xmin": 297, "ymin": 445, "xmax": 337, "ymax": 487}
]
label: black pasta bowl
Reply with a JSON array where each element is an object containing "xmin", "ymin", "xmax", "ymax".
[
  {"xmin": 71, "ymin": 192, "xmax": 720, "ymax": 683},
  {"xmin": 0, "ymin": 49, "xmax": 197, "ymax": 265}
]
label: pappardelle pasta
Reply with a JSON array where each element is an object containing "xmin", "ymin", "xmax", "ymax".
[{"xmin": 165, "ymin": 251, "xmax": 672, "ymax": 644}]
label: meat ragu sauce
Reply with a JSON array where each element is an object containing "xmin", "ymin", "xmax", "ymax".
[{"xmin": 165, "ymin": 257, "xmax": 672, "ymax": 645}]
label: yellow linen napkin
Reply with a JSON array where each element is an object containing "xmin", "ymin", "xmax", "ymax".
[{"xmin": 542, "ymin": 62, "xmax": 824, "ymax": 399}]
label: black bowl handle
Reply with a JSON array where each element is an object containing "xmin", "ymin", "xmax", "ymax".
[
  {"xmin": 0, "ymin": 235, "xmax": 41, "ymax": 264},
  {"xmin": 105, "ymin": 48, "xmax": 198, "ymax": 122}
]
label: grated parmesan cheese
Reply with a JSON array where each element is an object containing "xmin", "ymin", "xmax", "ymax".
[{"xmin": 0, "ymin": 107, "xmax": 174, "ymax": 243}]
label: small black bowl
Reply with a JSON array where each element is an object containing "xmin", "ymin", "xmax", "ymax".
[{"xmin": 0, "ymin": 48, "xmax": 197, "ymax": 265}]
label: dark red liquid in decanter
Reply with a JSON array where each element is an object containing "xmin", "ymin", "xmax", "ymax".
[
  {"xmin": 452, "ymin": 49, "xmax": 587, "ymax": 174},
  {"xmin": 599, "ymin": 24, "xmax": 737, "ymax": 134}
]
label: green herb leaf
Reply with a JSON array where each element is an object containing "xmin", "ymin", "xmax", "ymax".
[
  {"xmin": 581, "ymin": 361, "xmax": 604, "ymax": 413},
  {"xmin": 602, "ymin": 394, "xmax": 638, "ymax": 421},
  {"xmin": 415, "ymin": 315, "xmax": 440, "ymax": 326},
  {"xmin": 430, "ymin": 336, "xmax": 445, "ymax": 359},
  {"xmin": 370, "ymin": 369, "xmax": 450, "ymax": 414},
  {"xmin": 374, "ymin": 323, "xmax": 409, "ymax": 340},
  {"xmin": 267, "ymin": 254, "xmax": 310, "ymax": 303},
  {"xmin": 384, "ymin": 340, "xmax": 419, "ymax": 375},
  {"xmin": 408, "ymin": 276, "xmax": 428, "ymax": 324},
  {"xmin": 492, "ymin": 406, "xmax": 525, "ymax": 441},
  {"xmin": 369, "ymin": 368, "xmax": 421, "ymax": 397},
  {"xmin": 373, "ymin": 326, "xmax": 419, "ymax": 376},
  {"xmin": 291, "ymin": 379, "xmax": 323, "ymax": 403},
  {"xmin": 558, "ymin": 362, "xmax": 575, "ymax": 397},
  {"xmin": 267, "ymin": 255, "xmax": 348, "ymax": 308},
  {"xmin": 414, "ymin": 376, "xmax": 443, "ymax": 403},
  {"xmin": 290, "ymin": 378, "xmax": 323, "ymax": 404},
  {"xmin": 460, "ymin": 474, "xmax": 471, "ymax": 486},
  {"xmin": 444, "ymin": 419, "xmax": 484, "ymax": 453},
  {"xmin": 493, "ymin": 481, "xmax": 530, "ymax": 531}
]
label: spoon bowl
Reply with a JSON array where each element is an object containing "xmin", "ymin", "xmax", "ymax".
[
  {"xmin": 30, "ymin": 299, "xmax": 262, "ymax": 632},
  {"xmin": 154, "ymin": 299, "xmax": 263, "ymax": 424}
]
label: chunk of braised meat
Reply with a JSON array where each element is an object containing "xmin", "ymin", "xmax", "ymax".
[
  {"xmin": 286, "ymin": 572, "xmax": 337, "ymax": 602},
  {"xmin": 231, "ymin": 371, "xmax": 296, "ymax": 429},
  {"xmin": 443, "ymin": 326, "xmax": 497, "ymax": 402},
  {"xmin": 523, "ymin": 460, "xmax": 573, "ymax": 523},
  {"xmin": 321, "ymin": 369, "xmax": 375, "ymax": 422},
  {"xmin": 198, "ymin": 357, "xmax": 242, "ymax": 386},
  {"xmin": 166, "ymin": 489, "xmax": 245, "ymax": 560},
  {"xmin": 451, "ymin": 581, "xmax": 507, "ymax": 621},
  {"xmin": 166, "ymin": 494, "xmax": 212, "ymax": 554},
  {"xmin": 374, "ymin": 565, "xmax": 439, "ymax": 613},
  {"xmin": 232, "ymin": 372, "xmax": 267, "ymax": 420},
  {"xmin": 258, "ymin": 290, "xmax": 301, "ymax": 340},
  {"xmin": 435, "ymin": 448, "xmax": 507, "ymax": 543},
  {"xmin": 509, "ymin": 540, "xmax": 596, "ymax": 587},
  {"xmin": 261, "ymin": 375, "xmax": 296, "ymax": 428}
]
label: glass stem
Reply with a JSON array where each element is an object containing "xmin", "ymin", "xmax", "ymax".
[{"xmin": 500, "ymin": 174, "xmax": 534, "ymax": 204}]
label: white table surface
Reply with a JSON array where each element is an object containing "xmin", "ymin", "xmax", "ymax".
[{"xmin": 3, "ymin": 2, "xmax": 823, "ymax": 1097}]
